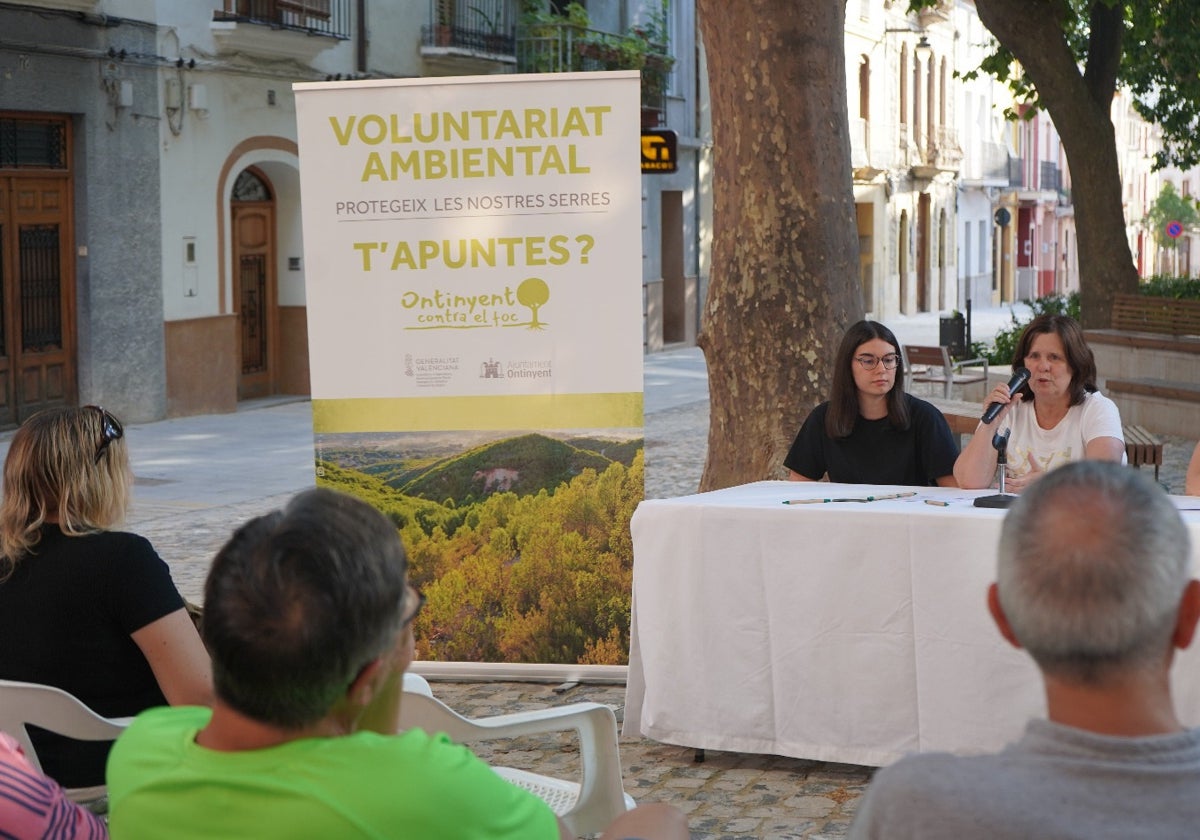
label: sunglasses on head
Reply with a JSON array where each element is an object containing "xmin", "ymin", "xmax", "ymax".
[{"xmin": 85, "ymin": 405, "xmax": 124, "ymax": 464}]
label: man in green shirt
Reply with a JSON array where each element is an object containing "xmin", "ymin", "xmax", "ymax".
[{"xmin": 107, "ymin": 487, "xmax": 683, "ymax": 840}]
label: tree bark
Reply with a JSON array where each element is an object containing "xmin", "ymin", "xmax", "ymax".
[
  {"xmin": 695, "ymin": 0, "xmax": 862, "ymax": 491},
  {"xmin": 974, "ymin": 0, "xmax": 1138, "ymax": 328}
]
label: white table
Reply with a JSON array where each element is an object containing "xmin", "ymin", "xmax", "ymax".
[{"xmin": 624, "ymin": 481, "xmax": 1200, "ymax": 766}]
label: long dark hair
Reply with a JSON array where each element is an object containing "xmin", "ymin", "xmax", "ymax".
[
  {"xmin": 825, "ymin": 320, "xmax": 910, "ymax": 439},
  {"xmin": 1011, "ymin": 314, "xmax": 1097, "ymax": 406}
]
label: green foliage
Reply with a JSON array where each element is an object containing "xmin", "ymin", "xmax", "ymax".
[
  {"xmin": 1121, "ymin": 3, "xmax": 1200, "ymax": 169},
  {"xmin": 969, "ymin": 292, "xmax": 1080, "ymax": 365},
  {"xmin": 399, "ymin": 433, "xmax": 613, "ymax": 501},
  {"xmin": 318, "ymin": 438, "xmax": 646, "ymax": 666},
  {"xmin": 518, "ymin": 0, "xmax": 674, "ymax": 104},
  {"xmin": 468, "ymin": 5, "xmax": 499, "ymax": 33},
  {"xmin": 1138, "ymin": 275, "xmax": 1200, "ymax": 300},
  {"xmin": 1145, "ymin": 183, "xmax": 1200, "ymax": 249}
]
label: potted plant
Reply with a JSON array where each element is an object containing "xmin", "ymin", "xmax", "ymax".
[
  {"xmin": 626, "ymin": 3, "xmax": 674, "ymax": 124},
  {"xmin": 470, "ymin": 5, "xmax": 509, "ymax": 54},
  {"xmin": 435, "ymin": 0, "xmax": 454, "ymax": 46}
]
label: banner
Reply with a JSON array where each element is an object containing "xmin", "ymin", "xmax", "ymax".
[{"xmin": 294, "ymin": 72, "xmax": 644, "ymax": 666}]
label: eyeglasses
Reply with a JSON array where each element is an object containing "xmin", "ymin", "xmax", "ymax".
[
  {"xmin": 854, "ymin": 354, "xmax": 900, "ymax": 371},
  {"xmin": 85, "ymin": 405, "xmax": 124, "ymax": 464},
  {"xmin": 399, "ymin": 584, "xmax": 426, "ymax": 630}
]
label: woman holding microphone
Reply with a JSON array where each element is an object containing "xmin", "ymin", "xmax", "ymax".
[{"xmin": 954, "ymin": 314, "xmax": 1125, "ymax": 491}]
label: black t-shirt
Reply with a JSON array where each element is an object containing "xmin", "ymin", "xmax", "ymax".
[
  {"xmin": 784, "ymin": 394, "xmax": 959, "ymax": 486},
  {"xmin": 0, "ymin": 526, "xmax": 184, "ymax": 787}
]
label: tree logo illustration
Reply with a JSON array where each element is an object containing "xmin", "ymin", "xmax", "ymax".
[{"xmin": 517, "ymin": 277, "xmax": 550, "ymax": 330}]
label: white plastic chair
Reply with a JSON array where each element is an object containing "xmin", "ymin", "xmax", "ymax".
[
  {"xmin": 400, "ymin": 673, "xmax": 634, "ymax": 836},
  {"xmin": 0, "ymin": 678, "xmax": 131, "ymax": 805}
]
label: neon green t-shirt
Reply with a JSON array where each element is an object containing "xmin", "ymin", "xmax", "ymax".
[{"xmin": 107, "ymin": 706, "xmax": 560, "ymax": 839}]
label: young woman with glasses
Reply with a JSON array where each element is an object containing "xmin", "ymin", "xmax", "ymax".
[
  {"xmin": 0, "ymin": 406, "xmax": 212, "ymax": 789},
  {"xmin": 784, "ymin": 320, "xmax": 959, "ymax": 486}
]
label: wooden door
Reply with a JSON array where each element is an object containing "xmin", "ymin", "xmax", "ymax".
[
  {"xmin": 0, "ymin": 175, "xmax": 76, "ymax": 426},
  {"xmin": 232, "ymin": 202, "xmax": 275, "ymax": 400}
]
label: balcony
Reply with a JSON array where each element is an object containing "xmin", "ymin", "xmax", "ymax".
[
  {"xmin": 916, "ymin": 0, "xmax": 952, "ymax": 27},
  {"xmin": 1008, "ymin": 156, "xmax": 1025, "ymax": 188},
  {"xmin": 1038, "ymin": 160, "xmax": 1061, "ymax": 193},
  {"xmin": 908, "ymin": 125, "xmax": 961, "ymax": 178},
  {"xmin": 928, "ymin": 126, "xmax": 962, "ymax": 170},
  {"xmin": 850, "ymin": 118, "xmax": 884, "ymax": 181},
  {"xmin": 420, "ymin": 0, "xmax": 517, "ymax": 75},
  {"xmin": 960, "ymin": 140, "xmax": 1010, "ymax": 184},
  {"xmin": 212, "ymin": 0, "xmax": 349, "ymax": 61},
  {"xmin": 515, "ymin": 19, "xmax": 675, "ymax": 127}
]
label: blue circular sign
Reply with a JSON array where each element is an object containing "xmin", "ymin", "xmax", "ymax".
[{"xmin": 1167, "ymin": 220, "xmax": 1184, "ymax": 239}]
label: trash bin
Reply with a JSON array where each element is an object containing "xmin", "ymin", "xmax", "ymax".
[{"xmin": 940, "ymin": 313, "xmax": 966, "ymax": 359}]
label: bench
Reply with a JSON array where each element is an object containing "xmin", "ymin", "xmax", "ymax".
[
  {"xmin": 1110, "ymin": 293, "xmax": 1200, "ymax": 337},
  {"xmin": 1083, "ymin": 293, "xmax": 1200, "ymax": 437},
  {"xmin": 924, "ymin": 396, "xmax": 981, "ymax": 437},
  {"xmin": 926, "ymin": 396, "xmax": 1164, "ymax": 479},
  {"xmin": 902, "ymin": 345, "xmax": 989, "ymax": 399},
  {"xmin": 1122, "ymin": 423, "xmax": 1164, "ymax": 480}
]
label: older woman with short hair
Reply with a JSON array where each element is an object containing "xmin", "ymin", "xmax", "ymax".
[
  {"xmin": 954, "ymin": 314, "xmax": 1125, "ymax": 492},
  {"xmin": 0, "ymin": 406, "xmax": 211, "ymax": 788}
]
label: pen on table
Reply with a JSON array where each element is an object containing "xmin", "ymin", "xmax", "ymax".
[
  {"xmin": 783, "ymin": 491, "xmax": 918, "ymax": 505},
  {"xmin": 924, "ymin": 499, "xmax": 950, "ymax": 507}
]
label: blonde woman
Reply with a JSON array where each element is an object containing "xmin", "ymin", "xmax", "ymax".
[{"xmin": 0, "ymin": 406, "xmax": 211, "ymax": 788}]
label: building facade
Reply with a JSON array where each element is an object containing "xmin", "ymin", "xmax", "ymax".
[
  {"xmin": 0, "ymin": 0, "xmax": 699, "ymax": 424},
  {"xmin": 845, "ymin": 0, "xmax": 962, "ymax": 321}
]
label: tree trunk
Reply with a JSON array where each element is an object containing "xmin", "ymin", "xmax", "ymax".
[
  {"xmin": 974, "ymin": 0, "xmax": 1138, "ymax": 328},
  {"xmin": 695, "ymin": 0, "xmax": 862, "ymax": 491}
]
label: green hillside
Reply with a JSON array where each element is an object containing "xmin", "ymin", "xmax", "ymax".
[{"xmin": 401, "ymin": 433, "xmax": 612, "ymax": 501}]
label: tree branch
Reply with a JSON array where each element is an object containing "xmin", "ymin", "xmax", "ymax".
[{"xmin": 1081, "ymin": 1, "xmax": 1123, "ymax": 108}]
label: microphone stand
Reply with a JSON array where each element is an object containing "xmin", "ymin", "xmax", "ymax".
[{"xmin": 973, "ymin": 429, "xmax": 1017, "ymax": 509}]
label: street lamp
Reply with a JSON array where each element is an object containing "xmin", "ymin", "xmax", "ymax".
[{"xmin": 883, "ymin": 26, "xmax": 933, "ymax": 59}]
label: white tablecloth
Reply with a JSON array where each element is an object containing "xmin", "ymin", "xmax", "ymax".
[{"xmin": 624, "ymin": 481, "xmax": 1200, "ymax": 766}]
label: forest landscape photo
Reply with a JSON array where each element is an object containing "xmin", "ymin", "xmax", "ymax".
[{"xmin": 315, "ymin": 428, "xmax": 644, "ymax": 665}]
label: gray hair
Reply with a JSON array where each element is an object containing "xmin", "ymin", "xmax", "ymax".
[
  {"xmin": 203, "ymin": 487, "xmax": 409, "ymax": 728},
  {"xmin": 997, "ymin": 460, "xmax": 1191, "ymax": 684}
]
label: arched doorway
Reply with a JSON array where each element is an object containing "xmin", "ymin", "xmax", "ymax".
[{"xmin": 230, "ymin": 167, "xmax": 276, "ymax": 400}]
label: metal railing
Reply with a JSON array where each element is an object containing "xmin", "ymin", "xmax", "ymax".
[
  {"xmin": 1039, "ymin": 160, "xmax": 1060, "ymax": 193},
  {"xmin": 515, "ymin": 20, "xmax": 673, "ymax": 112},
  {"xmin": 421, "ymin": 0, "xmax": 516, "ymax": 56},
  {"xmin": 1008, "ymin": 156, "xmax": 1025, "ymax": 188},
  {"xmin": 215, "ymin": 0, "xmax": 351, "ymax": 39}
]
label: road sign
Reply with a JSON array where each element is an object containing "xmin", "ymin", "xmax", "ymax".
[
  {"xmin": 1167, "ymin": 220, "xmax": 1184, "ymax": 239},
  {"xmin": 993, "ymin": 207, "xmax": 1011, "ymax": 228}
]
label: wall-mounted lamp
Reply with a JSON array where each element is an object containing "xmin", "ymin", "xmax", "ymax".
[{"xmin": 883, "ymin": 27, "xmax": 933, "ymax": 59}]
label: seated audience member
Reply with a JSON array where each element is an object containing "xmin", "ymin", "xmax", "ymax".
[
  {"xmin": 0, "ymin": 731, "xmax": 107, "ymax": 839},
  {"xmin": 0, "ymin": 407, "xmax": 211, "ymax": 788},
  {"xmin": 1187, "ymin": 440, "xmax": 1200, "ymax": 496},
  {"xmin": 849, "ymin": 460, "xmax": 1200, "ymax": 839},
  {"xmin": 785, "ymin": 320, "xmax": 958, "ymax": 486},
  {"xmin": 107, "ymin": 487, "xmax": 686, "ymax": 840},
  {"xmin": 954, "ymin": 314, "xmax": 1124, "ymax": 491}
]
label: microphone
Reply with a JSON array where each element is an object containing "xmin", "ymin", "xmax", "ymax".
[{"xmin": 981, "ymin": 367, "xmax": 1031, "ymax": 424}]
